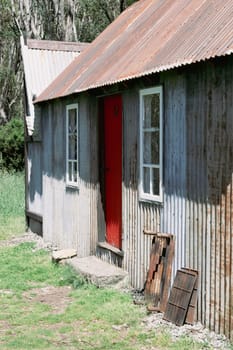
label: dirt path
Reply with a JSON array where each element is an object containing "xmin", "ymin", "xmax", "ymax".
[{"xmin": 0, "ymin": 231, "xmax": 47, "ymax": 249}]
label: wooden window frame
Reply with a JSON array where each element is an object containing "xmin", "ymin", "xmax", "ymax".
[
  {"xmin": 66, "ymin": 103, "xmax": 79, "ymax": 187},
  {"xmin": 139, "ymin": 86, "xmax": 163, "ymax": 202}
]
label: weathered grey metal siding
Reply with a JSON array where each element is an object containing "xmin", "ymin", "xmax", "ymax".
[
  {"xmin": 160, "ymin": 59, "xmax": 233, "ymax": 339},
  {"xmin": 26, "ymin": 142, "xmax": 42, "ymax": 215},
  {"xmin": 41, "ymin": 96, "xmax": 98, "ymax": 253},
  {"xmin": 120, "ymin": 80, "xmax": 186, "ymax": 290},
  {"xmin": 120, "ymin": 59, "xmax": 232, "ymax": 339},
  {"xmin": 161, "ymin": 72, "xmax": 187, "ymax": 280},
  {"xmin": 184, "ymin": 60, "xmax": 233, "ymax": 338},
  {"xmin": 122, "ymin": 89, "xmax": 161, "ymax": 289}
]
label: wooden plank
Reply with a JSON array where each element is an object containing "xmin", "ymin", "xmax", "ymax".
[
  {"xmin": 145, "ymin": 239, "xmax": 161, "ymax": 303},
  {"xmin": 163, "ymin": 269, "xmax": 197, "ymax": 326},
  {"xmin": 160, "ymin": 237, "xmax": 175, "ymax": 312},
  {"xmin": 153, "ymin": 237, "xmax": 166, "ymax": 305}
]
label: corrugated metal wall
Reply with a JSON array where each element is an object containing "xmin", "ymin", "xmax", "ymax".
[
  {"xmin": 161, "ymin": 60, "xmax": 232, "ymax": 339},
  {"xmin": 120, "ymin": 58, "xmax": 233, "ymax": 339},
  {"xmin": 26, "ymin": 142, "xmax": 42, "ymax": 216},
  {"xmin": 122, "ymin": 88, "xmax": 161, "ymax": 289},
  {"xmin": 161, "ymin": 71, "xmax": 187, "ymax": 279},
  {"xmin": 41, "ymin": 96, "xmax": 98, "ymax": 254},
  {"xmin": 184, "ymin": 60, "xmax": 233, "ymax": 338}
]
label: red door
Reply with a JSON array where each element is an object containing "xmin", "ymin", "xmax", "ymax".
[{"xmin": 104, "ymin": 95, "xmax": 122, "ymax": 249}]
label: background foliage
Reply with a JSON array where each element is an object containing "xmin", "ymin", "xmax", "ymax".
[{"xmin": 0, "ymin": 118, "xmax": 24, "ymax": 171}]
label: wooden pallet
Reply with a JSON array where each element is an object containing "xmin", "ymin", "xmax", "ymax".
[
  {"xmin": 163, "ymin": 268, "xmax": 198, "ymax": 326},
  {"xmin": 144, "ymin": 232, "xmax": 175, "ymax": 312}
]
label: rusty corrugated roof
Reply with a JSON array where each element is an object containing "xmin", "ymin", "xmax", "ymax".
[{"xmin": 36, "ymin": 0, "xmax": 233, "ymax": 103}]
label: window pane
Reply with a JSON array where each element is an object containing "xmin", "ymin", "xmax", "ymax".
[
  {"xmin": 143, "ymin": 132, "xmax": 151, "ymax": 164},
  {"xmin": 69, "ymin": 109, "xmax": 77, "ymax": 134},
  {"xmin": 143, "ymin": 94, "xmax": 160, "ymax": 128},
  {"xmin": 68, "ymin": 162, "xmax": 72, "ymax": 182},
  {"xmin": 73, "ymin": 162, "xmax": 78, "ymax": 182},
  {"xmin": 151, "ymin": 94, "xmax": 160, "ymax": 128},
  {"xmin": 143, "ymin": 167, "xmax": 150, "ymax": 194},
  {"xmin": 153, "ymin": 168, "xmax": 160, "ymax": 195},
  {"xmin": 69, "ymin": 134, "xmax": 77, "ymax": 160},
  {"xmin": 143, "ymin": 131, "xmax": 159, "ymax": 164},
  {"xmin": 152, "ymin": 131, "xmax": 159, "ymax": 164}
]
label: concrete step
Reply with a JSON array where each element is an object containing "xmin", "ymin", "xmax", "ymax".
[{"xmin": 68, "ymin": 255, "xmax": 129, "ymax": 289}]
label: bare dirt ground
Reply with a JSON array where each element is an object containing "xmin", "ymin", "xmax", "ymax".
[
  {"xmin": 1, "ymin": 231, "xmax": 232, "ymax": 349},
  {"xmin": 23, "ymin": 285, "xmax": 73, "ymax": 314}
]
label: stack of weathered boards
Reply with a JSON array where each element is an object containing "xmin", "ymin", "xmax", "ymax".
[{"xmin": 144, "ymin": 231, "xmax": 198, "ymax": 326}]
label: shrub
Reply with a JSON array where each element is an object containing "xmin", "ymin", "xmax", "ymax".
[{"xmin": 0, "ymin": 118, "xmax": 24, "ymax": 171}]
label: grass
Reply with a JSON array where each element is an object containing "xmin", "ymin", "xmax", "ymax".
[
  {"xmin": 0, "ymin": 171, "xmax": 231, "ymax": 349},
  {"xmin": 0, "ymin": 171, "xmax": 25, "ymax": 240},
  {"xmin": 0, "ymin": 242, "xmax": 217, "ymax": 350}
]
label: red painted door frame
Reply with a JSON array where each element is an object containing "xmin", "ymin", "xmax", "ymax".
[{"xmin": 103, "ymin": 94, "xmax": 122, "ymax": 249}]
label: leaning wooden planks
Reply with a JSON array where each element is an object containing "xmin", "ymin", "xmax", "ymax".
[
  {"xmin": 163, "ymin": 268, "xmax": 198, "ymax": 326},
  {"xmin": 144, "ymin": 232, "xmax": 175, "ymax": 312}
]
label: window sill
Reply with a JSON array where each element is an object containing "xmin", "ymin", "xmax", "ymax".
[
  {"xmin": 139, "ymin": 196, "xmax": 163, "ymax": 205},
  {"xmin": 66, "ymin": 184, "xmax": 79, "ymax": 191},
  {"xmin": 97, "ymin": 242, "xmax": 124, "ymax": 257}
]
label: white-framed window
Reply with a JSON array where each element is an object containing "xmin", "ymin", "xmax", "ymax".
[
  {"xmin": 139, "ymin": 86, "xmax": 163, "ymax": 202},
  {"xmin": 66, "ymin": 104, "xmax": 79, "ymax": 186}
]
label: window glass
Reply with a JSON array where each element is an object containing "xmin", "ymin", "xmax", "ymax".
[
  {"xmin": 143, "ymin": 94, "xmax": 160, "ymax": 128},
  {"xmin": 143, "ymin": 167, "xmax": 150, "ymax": 194},
  {"xmin": 69, "ymin": 134, "xmax": 77, "ymax": 160},
  {"xmin": 68, "ymin": 162, "xmax": 72, "ymax": 182},
  {"xmin": 143, "ymin": 131, "xmax": 159, "ymax": 164},
  {"xmin": 152, "ymin": 168, "xmax": 160, "ymax": 196},
  {"xmin": 69, "ymin": 109, "xmax": 77, "ymax": 133}
]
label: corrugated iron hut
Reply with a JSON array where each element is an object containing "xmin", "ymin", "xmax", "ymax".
[{"xmin": 24, "ymin": 0, "xmax": 233, "ymax": 340}]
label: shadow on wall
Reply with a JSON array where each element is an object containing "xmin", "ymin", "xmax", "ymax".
[
  {"xmin": 164, "ymin": 58, "xmax": 233, "ymax": 207},
  {"xmin": 28, "ymin": 97, "xmax": 99, "ymax": 204}
]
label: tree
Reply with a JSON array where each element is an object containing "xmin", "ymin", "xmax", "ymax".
[
  {"xmin": 0, "ymin": 0, "xmax": 22, "ymax": 125},
  {"xmin": 0, "ymin": 118, "xmax": 24, "ymax": 171},
  {"xmin": 0, "ymin": 0, "xmax": 138, "ymax": 169},
  {"xmin": 0, "ymin": 0, "xmax": 138, "ymax": 125},
  {"xmin": 77, "ymin": 0, "xmax": 137, "ymax": 42},
  {"xmin": 11, "ymin": 0, "xmax": 138, "ymax": 42}
]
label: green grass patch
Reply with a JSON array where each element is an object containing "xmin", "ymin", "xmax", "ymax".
[
  {"xmin": 0, "ymin": 170, "xmax": 25, "ymax": 239},
  {"xmin": 0, "ymin": 243, "xmax": 67, "ymax": 292},
  {"xmin": 0, "ymin": 242, "xmax": 212, "ymax": 350},
  {"xmin": 0, "ymin": 171, "xmax": 230, "ymax": 349}
]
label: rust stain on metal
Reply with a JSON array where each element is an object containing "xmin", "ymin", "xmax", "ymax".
[{"xmin": 36, "ymin": 0, "xmax": 233, "ymax": 103}]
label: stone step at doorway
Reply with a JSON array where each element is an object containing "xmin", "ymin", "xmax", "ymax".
[{"xmin": 67, "ymin": 255, "xmax": 129, "ymax": 289}]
